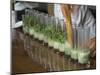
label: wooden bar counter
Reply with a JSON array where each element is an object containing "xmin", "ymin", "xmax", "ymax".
[{"xmin": 11, "ymin": 27, "xmax": 96, "ymax": 74}]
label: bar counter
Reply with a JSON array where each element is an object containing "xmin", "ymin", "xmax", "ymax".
[{"xmin": 12, "ymin": 27, "xmax": 96, "ymax": 74}]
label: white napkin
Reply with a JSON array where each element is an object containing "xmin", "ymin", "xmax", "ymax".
[
  {"xmin": 15, "ymin": 2, "xmax": 39, "ymax": 11},
  {"xmin": 15, "ymin": 2, "xmax": 26, "ymax": 11}
]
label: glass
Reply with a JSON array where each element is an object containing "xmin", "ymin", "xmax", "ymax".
[{"xmin": 73, "ymin": 26, "xmax": 91, "ymax": 64}]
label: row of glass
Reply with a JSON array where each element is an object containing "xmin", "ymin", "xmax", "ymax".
[{"xmin": 22, "ymin": 9, "xmax": 91, "ymax": 66}]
